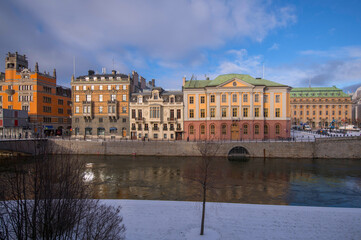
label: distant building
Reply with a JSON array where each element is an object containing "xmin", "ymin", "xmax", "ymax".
[
  {"xmin": 183, "ymin": 74, "xmax": 292, "ymax": 141},
  {"xmin": 129, "ymin": 87, "xmax": 184, "ymax": 141},
  {"xmin": 290, "ymin": 87, "xmax": 352, "ymax": 128},
  {"xmin": 351, "ymin": 86, "xmax": 361, "ymax": 126},
  {"xmin": 0, "ymin": 108, "xmax": 30, "ymax": 138},
  {"xmin": 0, "ymin": 52, "xmax": 71, "ymax": 136},
  {"xmin": 71, "ymin": 70, "xmax": 146, "ymax": 139}
]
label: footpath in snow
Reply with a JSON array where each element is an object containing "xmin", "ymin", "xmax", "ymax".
[{"xmin": 106, "ymin": 200, "xmax": 361, "ymax": 240}]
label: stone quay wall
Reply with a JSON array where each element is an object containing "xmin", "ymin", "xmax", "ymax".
[{"xmin": 48, "ymin": 137, "xmax": 361, "ymax": 159}]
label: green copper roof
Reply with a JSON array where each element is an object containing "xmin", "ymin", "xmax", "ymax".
[
  {"xmin": 184, "ymin": 74, "xmax": 287, "ymax": 89},
  {"xmin": 290, "ymin": 87, "xmax": 350, "ymax": 98}
]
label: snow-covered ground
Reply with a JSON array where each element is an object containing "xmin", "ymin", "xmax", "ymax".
[
  {"xmin": 291, "ymin": 129, "xmax": 361, "ymax": 141},
  {"xmin": 107, "ymin": 200, "xmax": 361, "ymax": 240}
]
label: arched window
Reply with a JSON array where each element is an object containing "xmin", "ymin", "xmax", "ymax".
[
  {"xmin": 189, "ymin": 125, "xmax": 194, "ymax": 135},
  {"xmin": 221, "ymin": 124, "xmax": 227, "ymax": 135},
  {"xmin": 200, "ymin": 125, "xmax": 205, "ymax": 134},
  {"xmin": 275, "ymin": 124, "xmax": 280, "ymax": 134},
  {"xmin": 254, "ymin": 125, "xmax": 259, "ymax": 135},
  {"xmin": 264, "ymin": 125, "xmax": 268, "ymax": 134},
  {"xmin": 243, "ymin": 124, "xmax": 248, "ymax": 134},
  {"xmin": 210, "ymin": 125, "xmax": 215, "ymax": 135}
]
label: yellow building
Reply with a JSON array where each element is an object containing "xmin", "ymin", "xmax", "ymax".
[
  {"xmin": 0, "ymin": 52, "xmax": 71, "ymax": 136},
  {"xmin": 290, "ymin": 87, "xmax": 352, "ymax": 129}
]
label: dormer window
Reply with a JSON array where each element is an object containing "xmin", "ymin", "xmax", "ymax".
[
  {"xmin": 101, "ymin": 77, "xmax": 105, "ymax": 80},
  {"xmin": 154, "ymin": 93, "xmax": 158, "ymax": 99},
  {"xmin": 170, "ymin": 97, "xmax": 174, "ymax": 103},
  {"xmin": 138, "ymin": 97, "xmax": 143, "ymax": 104},
  {"xmin": 85, "ymin": 77, "xmax": 89, "ymax": 81},
  {"xmin": 94, "ymin": 77, "xmax": 97, "ymax": 81}
]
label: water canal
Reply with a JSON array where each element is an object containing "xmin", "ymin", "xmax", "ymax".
[{"xmin": 2, "ymin": 155, "xmax": 361, "ymax": 207}]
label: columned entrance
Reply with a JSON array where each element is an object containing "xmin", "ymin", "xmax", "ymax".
[{"xmin": 231, "ymin": 123, "xmax": 239, "ymax": 141}]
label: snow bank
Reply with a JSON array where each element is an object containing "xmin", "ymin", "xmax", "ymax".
[{"xmin": 103, "ymin": 200, "xmax": 361, "ymax": 240}]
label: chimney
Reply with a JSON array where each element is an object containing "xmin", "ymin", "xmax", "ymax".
[
  {"xmin": 152, "ymin": 79, "xmax": 155, "ymax": 87},
  {"xmin": 35, "ymin": 62, "xmax": 39, "ymax": 72},
  {"xmin": 53, "ymin": 69, "xmax": 56, "ymax": 78},
  {"xmin": 182, "ymin": 76, "xmax": 186, "ymax": 86},
  {"xmin": 112, "ymin": 70, "xmax": 116, "ymax": 75},
  {"xmin": 88, "ymin": 70, "xmax": 95, "ymax": 76}
]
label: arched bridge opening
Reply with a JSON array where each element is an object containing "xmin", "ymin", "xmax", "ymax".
[{"xmin": 228, "ymin": 146, "xmax": 250, "ymax": 161}]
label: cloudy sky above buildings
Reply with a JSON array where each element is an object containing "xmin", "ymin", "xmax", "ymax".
[{"xmin": 1, "ymin": 0, "xmax": 361, "ymax": 92}]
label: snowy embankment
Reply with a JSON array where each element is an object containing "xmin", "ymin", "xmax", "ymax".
[{"xmin": 105, "ymin": 200, "xmax": 361, "ymax": 240}]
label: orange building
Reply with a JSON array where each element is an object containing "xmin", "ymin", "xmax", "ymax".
[{"xmin": 0, "ymin": 52, "xmax": 71, "ymax": 136}]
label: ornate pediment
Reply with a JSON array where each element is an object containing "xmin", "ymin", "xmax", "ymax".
[{"xmin": 218, "ymin": 78, "xmax": 254, "ymax": 88}]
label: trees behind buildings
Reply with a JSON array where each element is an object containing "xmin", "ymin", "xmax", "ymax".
[{"xmin": 0, "ymin": 150, "xmax": 125, "ymax": 240}]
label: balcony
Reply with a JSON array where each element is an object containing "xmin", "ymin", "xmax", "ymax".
[
  {"xmin": 167, "ymin": 117, "xmax": 176, "ymax": 122},
  {"xmin": 135, "ymin": 117, "xmax": 144, "ymax": 122},
  {"xmin": 152, "ymin": 127, "xmax": 159, "ymax": 131}
]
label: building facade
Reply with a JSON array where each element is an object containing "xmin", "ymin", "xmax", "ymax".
[
  {"xmin": 0, "ymin": 108, "xmax": 30, "ymax": 138},
  {"xmin": 290, "ymin": 87, "xmax": 352, "ymax": 128},
  {"xmin": 0, "ymin": 52, "xmax": 71, "ymax": 136},
  {"xmin": 183, "ymin": 74, "xmax": 291, "ymax": 141},
  {"xmin": 71, "ymin": 70, "xmax": 146, "ymax": 139},
  {"xmin": 351, "ymin": 86, "xmax": 361, "ymax": 126},
  {"xmin": 129, "ymin": 87, "xmax": 184, "ymax": 140}
]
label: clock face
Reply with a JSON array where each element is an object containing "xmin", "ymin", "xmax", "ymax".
[{"xmin": 233, "ymin": 81, "xmax": 237, "ymax": 87}]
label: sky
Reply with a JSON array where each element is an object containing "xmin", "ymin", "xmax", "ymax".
[{"xmin": 1, "ymin": 0, "xmax": 361, "ymax": 92}]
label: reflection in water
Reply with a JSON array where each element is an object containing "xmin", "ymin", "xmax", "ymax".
[{"xmin": 80, "ymin": 155, "xmax": 361, "ymax": 208}]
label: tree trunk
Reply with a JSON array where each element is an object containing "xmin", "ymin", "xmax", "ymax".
[{"xmin": 200, "ymin": 186, "xmax": 206, "ymax": 235}]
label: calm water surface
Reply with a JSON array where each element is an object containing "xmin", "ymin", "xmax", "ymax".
[{"xmin": 79, "ymin": 155, "xmax": 361, "ymax": 208}]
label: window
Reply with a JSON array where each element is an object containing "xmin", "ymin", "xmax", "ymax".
[
  {"xmin": 275, "ymin": 95, "xmax": 280, "ymax": 103},
  {"xmin": 210, "ymin": 125, "xmax": 215, "ymax": 135},
  {"xmin": 210, "ymin": 95, "xmax": 215, "ymax": 103},
  {"xmin": 307, "ymin": 111, "xmax": 309, "ymax": 115},
  {"xmin": 108, "ymin": 85, "xmax": 111, "ymax": 90},
  {"xmin": 145, "ymin": 124, "xmax": 149, "ymax": 131},
  {"xmin": 138, "ymin": 97, "xmax": 143, "ymax": 104},
  {"xmin": 276, "ymin": 124, "xmax": 280, "ymax": 134},
  {"xmin": 86, "ymin": 95, "xmax": 91, "ymax": 102},
  {"xmin": 123, "ymin": 85, "xmax": 126, "ymax": 90},
  {"xmin": 232, "ymin": 108, "xmax": 238, "ymax": 117},
  {"xmin": 221, "ymin": 94, "xmax": 227, "ymax": 103},
  {"xmin": 58, "ymin": 99, "xmax": 63, "ymax": 105},
  {"xmin": 210, "ymin": 108, "xmax": 215, "ymax": 118},
  {"xmin": 116, "ymin": 85, "xmax": 120, "ymax": 90},
  {"xmin": 0, "ymin": 96, "xmax": 2, "ymax": 102},
  {"xmin": 264, "ymin": 95, "xmax": 268, "ymax": 103},
  {"xmin": 243, "ymin": 108, "xmax": 248, "ymax": 117},
  {"xmin": 83, "ymin": 86, "xmax": 86, "ymax": 90},
  {"xmin": 91, "ymin": 85, "xmax": 94, "ymax": 90},
  {"xmin": 275, "ymin": 108, "xmax": 280, "ymax": 117},
  {"xmin": 75, "ymin": 86, "xmax": 79, "ymax": 91},
  {"xmin": 243, "ymin": 94, "xmax": 248, "ymax": 102},
  {"xmin": 111, "ymin": 95, "xmax": 116, "ymax": 101},
  {"xmin": 200, "ymin": 125, "xmax": 205, "ymax": 134},
  {"xmin": 131, "ymin": 123, "xmax": 136, "ymax": 130},
  {"xmin": 255, "ymin": 94, "xmax": 259, "ymax": 103},
  {"xmin": 264, "ymin": 125, "xmax": 268, "ymax": 134},
  {"xmin": 138, "ymin": 124, "xmax": 142, "ymax": 130},
  {"xmin": 254, "ymin": 108, "xmax": 259, "ymax": 117},
  {"xmin": 154, "ymin": 93, "xmax": 158, "ymax": 100},
  {"xmin": 43, "ymin": 106, "xmax": 52, "ymax": 113},
  {"xmin": 320, "ymin": 111, "xmax": 322, "ymax": 115},
  {"xmin": 189, "ymin": 96, "xmax": 194, "ymax": 104},
  {"xmin": 294, "ymin": 111, "xmax": 297, "ymax": 115},
  {"xmin": 232, "ymin": 94, "xmax": 237, "ymax": 103},
  {"xmin": 170, "ymin": 97, "xmax": 174, "ymax": 103},
  {"xmin": 222, "ymin": 108, "xmax": 227, "ymax": 117},
  {"xmin": 99, "ymin": 85, "xmax": 103, "ymax": 90},
  {"xmin": 243, "ymin": 125, "xmax": 248, "ymax": 134},
  {"xmin": 132, "ymin": 109, "xmax": 136, "ymax": 119},
  {"xmin": 99, "ymin": 95, "xmax": 103, "ymax": 102},
  {"xmin": 264, "ymin": 108, "xmax": 269, "ymax": 117},
  {"xmin": 326, "ymin": 111, "xmax": 328, "ymax": 115},
  {"xmin": 8, "ymin": 96, "xmax": 13, "ymax": 102},
  {"xmin": 22, "ymin": 106, "xmax": 29, "ymax": 111},
  {"xmin": 99, "ymin": 117, "xmax": 103, "ymax": 123},
  {"xmin": 122, "ymin": 107, "xmax": 126, "ymax": 113},
  {"xmin": 200, "ymin": 96, "xmax": 205, "ymax": 104},
  {"xmin": 150, "ymin": 107, "xmax": 160, "ymax": 118},
  {"xmin": 122, "ymin": 95, "xmax": 126, "ymax": 101},
  {"xmin": 163, "ymin": 134, "xmax": 167, "ymax": 139},
  {"xmin": 170, "ymin": 124, "xmax": 174, "ymax": 131},
  {"xmin": 99, "ymin": 106, "xmax": 103, "ymax": 113},
  {"xmin": 43, "ymin": 96, "xmax": 52, "ymax": 103},
  {"xmin": 75, "ymin": 106, "xmax": 79, "ymax": 113},
  {"xmin": 222, "ymin": 124, "xmax": 227, "ymax": 135},
  {"xmin": 58, "ymin": 108, "xmax": 63, "ymax": 114},
  {"xmin": 163, "ymin": 124, "xmax": 168, "ymax": 130},
  {"xmin": 200, "ymin": 109, "xmax": 205, "ymax": 118},
  {"xmin": 189, "ymin": 125, "xmax": 194, "ymax": 135},
  {"xmin": 189, "ymin": 109, "xmax": 194, "ymax": 118},
  {"xmin": 177, "ymin": 109, "xmax": 181, "ymax": 119},
  {"xmin": 254, "ymin": 125, "xmax": 259, "ymax": 134},
  {"xmin": 138, "ymin": 109, "xmax": 142, "ymax": 119}
]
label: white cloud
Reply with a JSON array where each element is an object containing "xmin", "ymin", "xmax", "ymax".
[
  {"xmin": 268, "ymin": 43, "xmax": 280, "ymax": 51},
  {"xmin": 216, "ymin": 47, "xmax": 361, "ymax": 88}
]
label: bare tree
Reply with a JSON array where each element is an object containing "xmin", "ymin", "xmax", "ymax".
[
  {"xmin": 0, "ymin": 145, "xmax": 125, "ymax": 240},
  {"xmin": 184, "ymin": 140, "xmax": 221, "ymax": 236}
]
